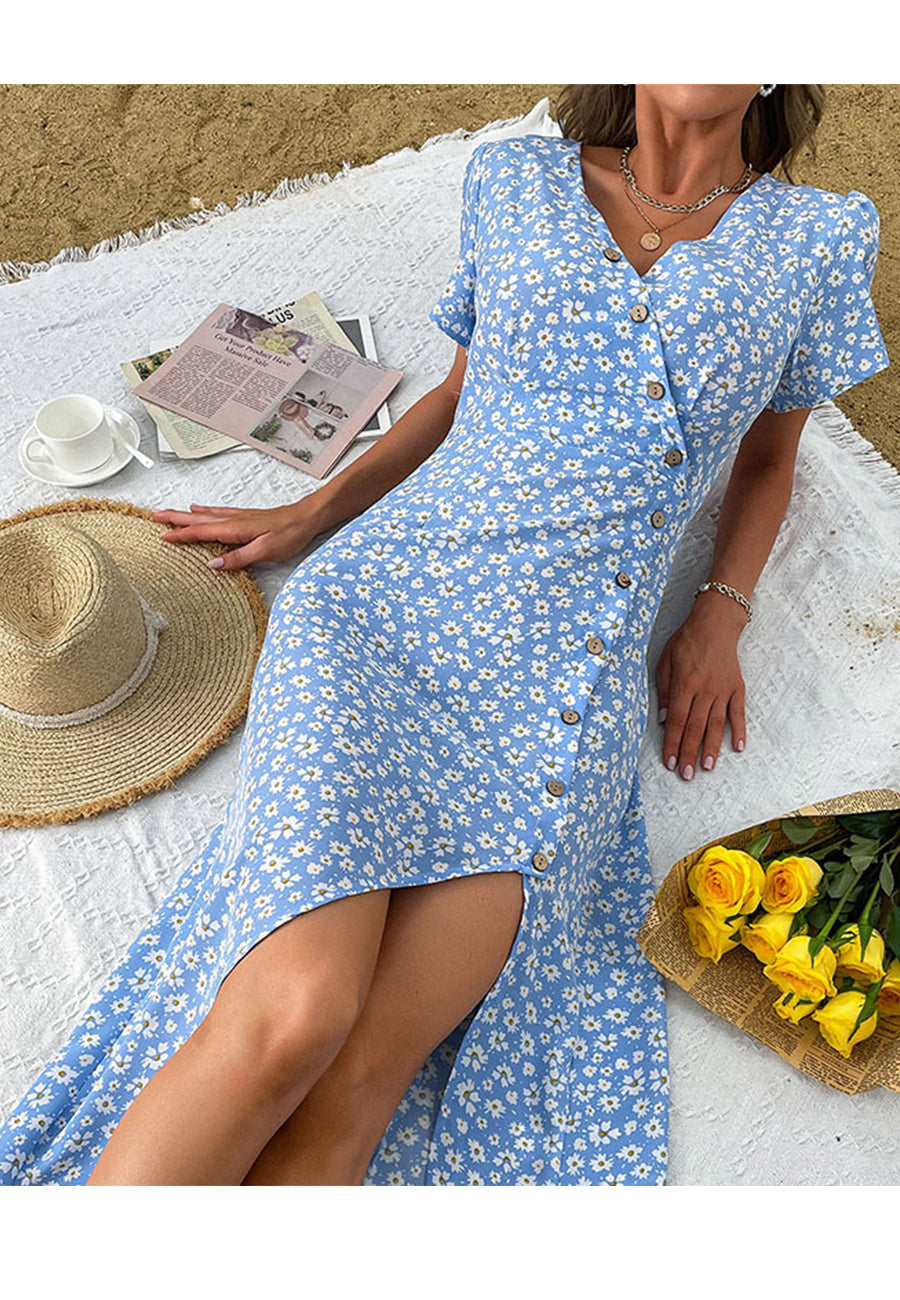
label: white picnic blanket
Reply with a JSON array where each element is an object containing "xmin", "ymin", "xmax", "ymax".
[{"xmin": 1, "ymin": 97, "xmax": 898, "ymax": 1185}]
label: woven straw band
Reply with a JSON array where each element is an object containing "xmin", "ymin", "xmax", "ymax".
[{"xmin": 0, "ymin": 594, "xmax": 168, "ymax": 730}]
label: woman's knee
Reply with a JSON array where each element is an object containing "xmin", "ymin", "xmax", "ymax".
[{"xmin": 202, "ymin": 971, "xmax": 366, "ymax": 1097}]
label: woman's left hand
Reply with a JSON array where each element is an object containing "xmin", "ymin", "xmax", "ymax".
[{"xmin": 654, "ymin": 596, "xmax": 748, "ymax": 780}]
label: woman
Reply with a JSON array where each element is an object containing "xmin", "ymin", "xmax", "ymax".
[{"xmin": 0, "ymin": 85, "xmax": 888, "ymax": 1187}]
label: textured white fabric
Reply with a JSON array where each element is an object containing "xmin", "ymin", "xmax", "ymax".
[{"xmin": 1, "ymin": 96, "xmax": 898, "ymax": 1184}]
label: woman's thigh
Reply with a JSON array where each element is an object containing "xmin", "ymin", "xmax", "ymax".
[
  {"xmin": 325, "ymin": 869, "xmax": 526, "ymax": 1089},
  {"xmin": 236, "ymin": 871, "xmax": 526, "ymax": 1183},
  {"xmin": 210, "ymin": 888, "xmax": 393, "ymax": 1041}
]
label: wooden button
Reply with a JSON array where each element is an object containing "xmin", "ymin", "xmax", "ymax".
[
  {"xmin": 602, "ymin": 246, "xmax": 622, "ymax": 262},
  {"xmin": 664, "ymin": 447, "xmax": 684, "ymax": 466},
  {"xmin": 647, "ymin": 380, "xmax": 665, "ymax": 400},
  {"xmin": 650, "ymin": 510, "xmax": 666, "ymax": 527},
  {"xmin": 561, "ymin": 708, "xmax": 580, "ymax": 724},
  {"xmin": 615, "ymin": 571, "xmax": 632, "ymax": 588},
  {"xmin": 586, "ymin": 635, "xmax": 606, "ymax": 654},
  {"xmin": 546, "ymin": 779, "xmax": 565, "ymax": 797},
  {"xmin": 531, "ymin": 851, "xmax": 549, "ymax": 872},
  {"xmin": 630, "ymin": 303, "xmax": 649, "ymax": 322}
]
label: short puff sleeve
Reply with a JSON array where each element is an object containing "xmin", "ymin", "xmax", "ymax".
[
  {"xmin": 765, "ymin": 189, "xmax": 890, "ymax": 413},
  {"xmin": 428, "ymin": 143, "xmax": 487, "ymax": 349}
]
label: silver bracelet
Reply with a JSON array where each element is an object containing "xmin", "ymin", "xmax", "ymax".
[{"xmin": 694, "ymin": 581, "xmax": 753, "ymax": 623}]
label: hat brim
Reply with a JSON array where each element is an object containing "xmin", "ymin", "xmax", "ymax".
[{"xmin": 0, "ymin": 497, "xmax": 268, "ymax": 828}]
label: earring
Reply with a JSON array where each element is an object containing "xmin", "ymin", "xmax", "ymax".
[{"xmin": 758, "ymin": 84, "xmax": 776, "ymax": 97}]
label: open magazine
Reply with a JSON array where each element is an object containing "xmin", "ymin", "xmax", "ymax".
[
  {"xmin": 122, "ymin": 295, "xmax": 393, "ymax": 463},
  {"xmin": 129, "ymin": 295, "xmax": 403, "ymax": 479}
]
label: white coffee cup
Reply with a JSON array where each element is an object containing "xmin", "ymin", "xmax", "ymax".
[{"xmin": 26, "ymin": 395, "xmax": 116, "ymax": 475}]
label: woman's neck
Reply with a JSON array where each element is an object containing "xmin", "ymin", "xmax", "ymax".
[{"xmin": 628, "ymin": 93, "xmax": 752, "ymax": 199}]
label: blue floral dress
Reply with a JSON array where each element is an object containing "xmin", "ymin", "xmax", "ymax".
[{"xmin": 0, "ymin": 133, "xmax": 888, "ymax": 1187}]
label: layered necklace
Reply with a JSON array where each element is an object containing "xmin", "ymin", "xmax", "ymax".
[{"xmin": 618, "ymin": 142, "xmax": 756, "ymax": 251}]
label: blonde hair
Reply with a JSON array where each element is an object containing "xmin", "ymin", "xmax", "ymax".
[{"xmin": 554, "ymin": 85, "xmax": 826, "ymax": 184}]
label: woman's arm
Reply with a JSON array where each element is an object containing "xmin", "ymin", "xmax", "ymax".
[
  {"xmin": 655, "ymin": 403, "xmax": 812, "ymax": 781},
  {"xmin": 310, "ymin": 344, "xmax": 468, "ymax": 531},
  {"xmin": 151, "ymin": 345, "xmax": 470, "ymax": 570}
]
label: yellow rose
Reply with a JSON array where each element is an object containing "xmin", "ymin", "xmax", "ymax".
[
  {"xmin": 686, "ymin": 845, "xmax": 765, "ymax": 916},
  {"xmin": 762, "ymin": 935, "xmax": 837, "ymax": 1002},
  {"xmin": 773, "ymin": 990, "xmax": 821, "ymax": 1023},
  {"xmin": 875, "ymin": 958, "xmax": 900, "ymax": 1017},
  {"xmin": 683, "ymin": 905, "xmax": 745, "ymax": 963},
  {"xmin": 741, "ymin": 910, "xmax": 806, "ymax": 964},
  {"xmin": 811, "ymin": 991, "xmax": 879, "ymax": 1059},
  {"xmin": 833, "ymin": 924, "xmax": 886, "ymax": 985},
  {"xmin": 761, "ymin": 854, "xmax": 823, "ymax": 913}
]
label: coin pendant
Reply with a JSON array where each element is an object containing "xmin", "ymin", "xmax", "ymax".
[{"xmin": 639, "ymin": 230, "xmax": 662, "ymax": 250}]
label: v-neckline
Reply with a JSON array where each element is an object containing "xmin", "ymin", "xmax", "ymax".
[{"xmin": 568, "ymin": 138, "xmax": 772, "ymax": 284}]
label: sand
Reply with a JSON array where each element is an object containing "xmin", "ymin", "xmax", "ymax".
[{"xmin": 1, "ymin": 84, "xmax": 896, "ymax": 466}]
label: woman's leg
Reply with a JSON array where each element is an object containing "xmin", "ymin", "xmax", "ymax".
[
  {"xmin": 242, "ymin": 870, "xmax": 525, "ymax": 1185},
  {"xmin": 87, "ymin": 889, "xmax": 391, "ymax": 1186}
]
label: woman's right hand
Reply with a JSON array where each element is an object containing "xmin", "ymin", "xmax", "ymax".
[{"xmin": 149, "ymin": 498, "xmax": 330, "ymax": 571}]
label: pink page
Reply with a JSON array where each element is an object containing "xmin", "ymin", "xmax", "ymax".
[{"xmin": 134, "ymin": 303, "xmax": 403, "ymax": 479}]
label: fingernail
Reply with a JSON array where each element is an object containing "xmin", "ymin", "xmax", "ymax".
[
  {"xmin": 207, "ymin": 556, "xmax": 225, "ymax": 570},
  {"xmin": 683, "ymin": 764, "xmax": 694, "ymax": 780},
  {"xmin": 702, "ymin": 755, "xmax": 714, "ymax": 770},
  {"xmin": 737, "ymin": 738, "xmax": 745, "ymax": 752},
  {"xmin": 658, "ymin": 707, "xmax": 667, "ymax": 723},
  {"xmin": 666, "ymin": 754, "xmax": 677, "ymax": 771}
]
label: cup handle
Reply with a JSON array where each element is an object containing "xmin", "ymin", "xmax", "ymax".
[{"xmin": 25, "ymin": 437, "xmax": 53, "ymax": 465}]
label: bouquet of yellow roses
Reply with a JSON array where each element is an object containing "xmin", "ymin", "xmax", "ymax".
[{"xmin": 637, "ymin": 788, "xmax": 900, "ymax": 1093}]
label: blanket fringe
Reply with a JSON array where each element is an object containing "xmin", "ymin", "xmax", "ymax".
[
  {"xmin": 0, "ymin": 97, "xmax": 553, "ymax": 286},
  {"xmin": 812, "ymin": 398, "xmax": 900, "ymax": 495}
]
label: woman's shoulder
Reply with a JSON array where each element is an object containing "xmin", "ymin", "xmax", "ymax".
[
  {"xmin": 765, "ymin": 174, "xmax": 880, "ymax": 245},
  {"xmin": 468, "ymin": 132, "xmax": 568, "ymax": 172}
]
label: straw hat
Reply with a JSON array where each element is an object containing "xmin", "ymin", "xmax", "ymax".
[{"xmin": 0, "ymin": 496, "xmax": 268, "ymax": 829}]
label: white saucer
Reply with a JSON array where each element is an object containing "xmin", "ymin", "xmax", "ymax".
[{"xmin": 19, "ymin": 406, "xmax": 144, "ymax": 487}]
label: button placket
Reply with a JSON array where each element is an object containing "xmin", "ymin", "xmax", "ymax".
[
  {"xmin": 525, "ymin": 263, "xmax": 679, "ymax": 880},
  {"xmin": 529, "ymin": 588, "xmax": 637, "ymax": 879},
  {"xmin": 630, "ymin": 294, "xmax": 691, "ymax": 483}
]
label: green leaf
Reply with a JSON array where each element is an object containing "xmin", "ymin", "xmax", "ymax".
[
  {"xmin": 885, "ymin": 905, "xmax": 900, "ymax": 964},
  {"xmin": 746, "ymin": 830, "xmax": 774, "ymax": 858},
  {"xmin": 828, "ymin": 867, "xmax": 856, "ymax": 897},
  {"xmin": 806, "ymin": 900, "xmax": 832, "ymax": 931},
  {"xmin": 850, "ymin": 980, "xmax": 882, "ymax": 1038},
  {"xmin": 880, "ymin": 861, "xmax": 895, "ymax": 895},
  {"xmin": 838, "ymin": 812, "xmax": 900, "ymax": 838},
  {"xmin": 857, "ymin": 918, "xmax": 873, "ymax": 957},
  {"xmin": 788, "ymin": 911, "xmax": 808, "ymax": 940},
  {"xmin": 807, "ymin": 934, "xmax": 826, "ymax": 961},
  {"xmin": 821, "ymin": 858, "xmax": 850, "ymax": 875},
  {"xmin": 780, "ymin": 816, "xmax": 821, "ymax": 845}
]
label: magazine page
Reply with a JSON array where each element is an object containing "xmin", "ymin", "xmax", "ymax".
[
  {"xmin": 133, "ymin": 303, "xmax": 403, "ymax": 479},
  {"xmin": 121, "ymin": 292, "xmax": 361, "ymax": 461},
  {"xmin": 268, "ymin": 291, "xmax": 357, "ymax": 349},
  {"xmin": 121, "ymin": 350, "xmax": 247, "ymax": 459}
]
